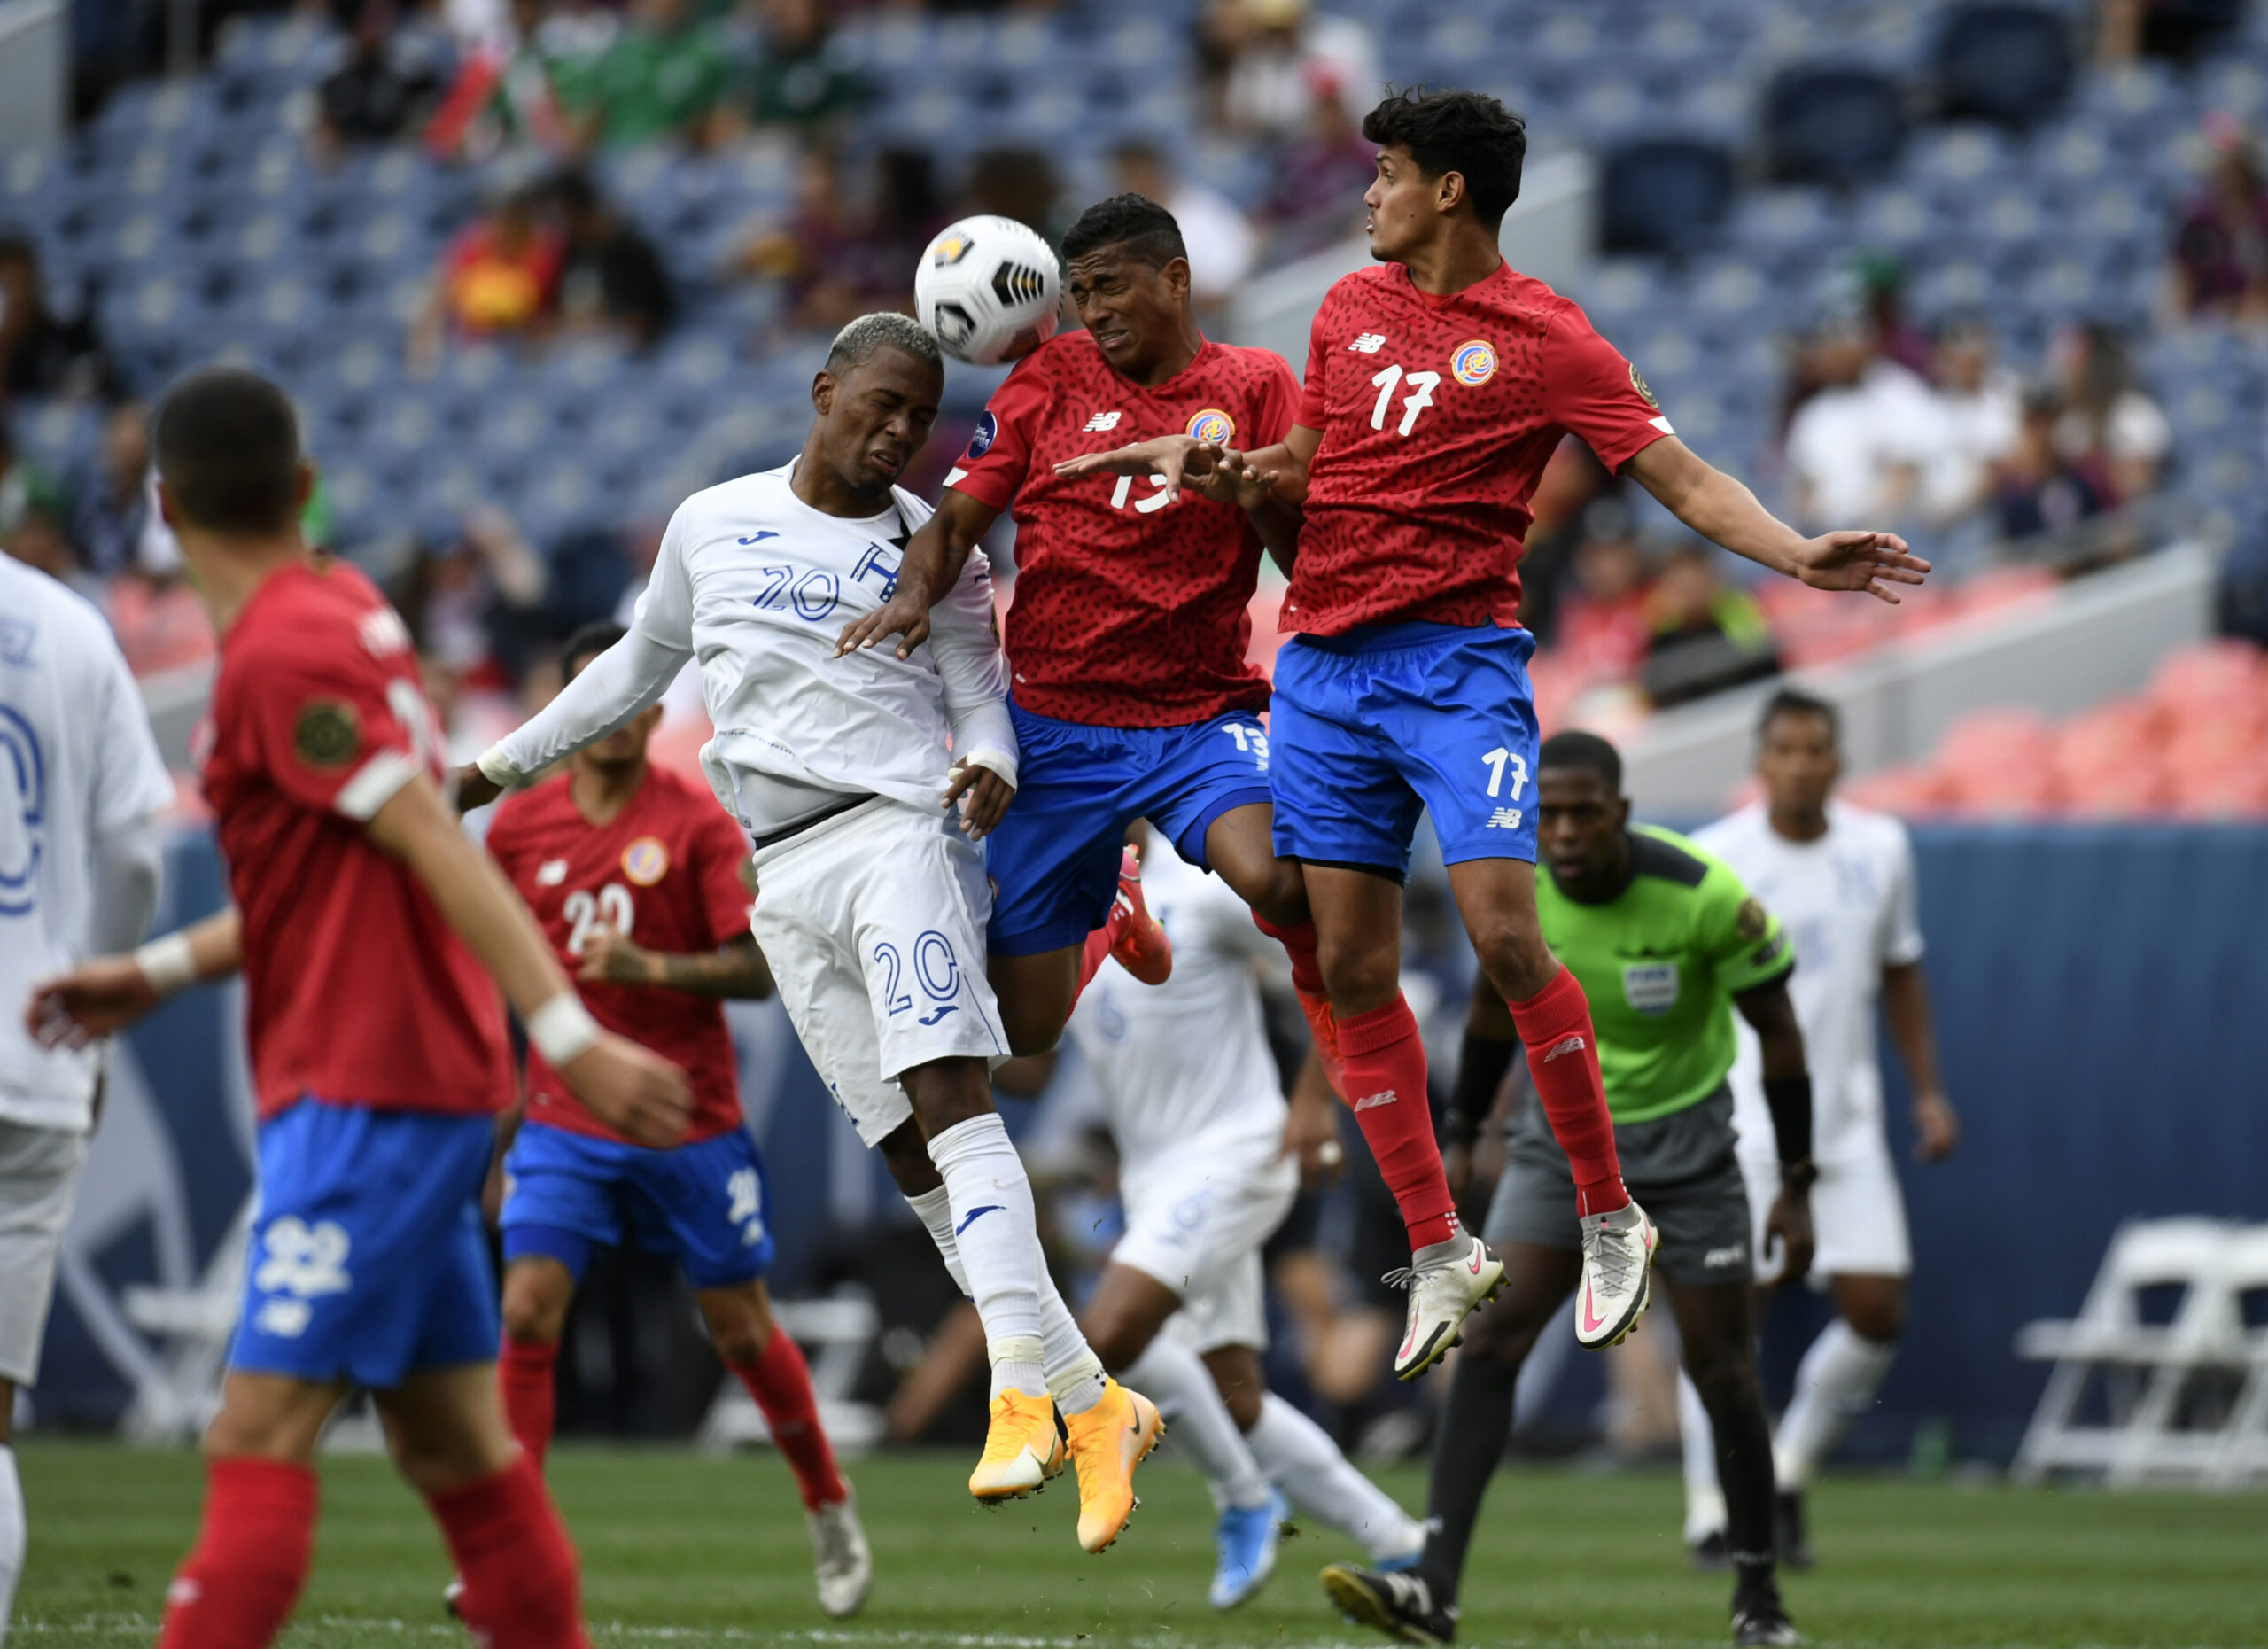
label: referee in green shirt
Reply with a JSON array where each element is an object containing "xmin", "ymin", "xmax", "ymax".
[{"xmin": 1324, "ymin": 731, "xmax": 1814, "ymax": 1649}]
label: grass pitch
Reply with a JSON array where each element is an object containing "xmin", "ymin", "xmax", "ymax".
[{"xmin": 11, "ymin": 1441, "xmax": 2266, "ymax": 1648}]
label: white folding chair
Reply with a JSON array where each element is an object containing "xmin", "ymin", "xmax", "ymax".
[
  {"xmin": 119, "ymin": 1195, "xmax": 252, "ymax": 1445},
  {"xmin": 697, "ymin": 1285, "xmax": 884, "ymax": 1457},
  {"xmin": 2206, "ymin": 1224, "xmax": 2268, "ymax": 1489}
]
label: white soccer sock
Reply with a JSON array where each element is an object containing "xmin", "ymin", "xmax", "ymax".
[
  {"xmin": 1775, "ymin": 1318, "xmax": 1898, "ymax": 1490},
  {"xmin": 926, "ymin": 1115, "xmax": 1047, "ymax": 1401},
  {"xmin": 1677, "ymin": 1369, "xmax": 1727, "ymax": 1544},
  {"xmin": 1247, "ymin": 1393, "xmax": 1425, "ymax": 1563},
  {"xmin": 905, "ymin": 1184, "xmax": 1106, "ymax": 1414},
  {"xmin": 0, "ymin": 1443, "xmax": 24, "ymax": 1642},
  {"xmin": 1122, "ymin": 1340, "xmax": 1272, "ymax": 1512}
]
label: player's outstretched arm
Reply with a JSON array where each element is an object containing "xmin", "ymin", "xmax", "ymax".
[
  {"xmin": 579, "ymin": 930, "xmax": 776, "ymax": 1000},
  {"xmin": 1734, "ymin": 979, "xmax": 1817, "ymax": 1280},
  {"xmin": 365, "ymin": 770, "xmax": 693, "ymax": 1147},
  {"xmin": 25, "ymin": 907, "xmax": 245, "ymax": 1050},
  {"xmin": 835, "ymin": 489, "xmax": 1001, "ymax": 662},
  {"xmin": 457, "ymin": 622, "xmax": 692, "ymax": 809},
  {"xmin": 1625, "ymin": 435, "xmax": 1931, "ymax": 605}
]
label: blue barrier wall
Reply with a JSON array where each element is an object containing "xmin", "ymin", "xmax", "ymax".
[{"xmin": 35, "ymin": 823, "xmax": 2268, "ymax": 1461}]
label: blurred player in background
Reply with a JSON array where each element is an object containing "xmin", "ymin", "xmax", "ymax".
[
  {"xmin": 456, "ymin": 315, "xmax": 1161, "ymax": 1556},
  {"xmin": 1062, "ymin": 86, "xmax": 1929, "ymax": 1386},
  {"xmin": 28, "ymin": 368, "xmax": 693, "ymax": 1649},
  {"xmin": 834, "ymin": 196, "xmax": 1341, "ymax": 1120},
  {"xmin": 1324, "ymin": 732, "xmax": 1814, "ymax": 1649},
  {"xmin": 0, "ymin": 550, "xmax": 172, "ymax": 1640},
  {"xmin": 1004, "ymin": 829, "xmax": 1427, "ymax": 1611},
  {"xmin": 483, "ymin": 619, "xmax": 868, "ymax": 1618},
  {"xmin": 1680, "ymin": 688, "xmax": 1958, "ymax": 1570}
]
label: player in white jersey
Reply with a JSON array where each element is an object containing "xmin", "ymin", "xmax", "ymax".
[
  {"xmin": 1680, "ymin": 688, "xmax": 1958, "ymax": 1568},
  {"xmin": 3, "ymin": 552, "xmax": 174, "ymax": 1635},
  {"xmin": 455, "ymin": 315, "xmax": 1161, "ymax": 1555},
  {"xmin": 1014, "ymin": 833, "xmax": 1427, "ymax": 1607}
]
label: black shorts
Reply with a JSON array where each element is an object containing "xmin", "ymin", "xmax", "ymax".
[{"xmin": 1480, "ymin": 1085, "xmax": 1755, "ymax": 1289}]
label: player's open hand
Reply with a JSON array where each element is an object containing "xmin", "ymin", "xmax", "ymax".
[
  {"xmin": 25, "ymin": 956, "xmax": 162, "ymax": 1049},
  {"xmin": 944, "ymin": 759, "xmax": 1014, "ymax": 842},
  {"xmin": 1051, "ymin": 434, "xmax": 1217, "ymax": 503},
  {"xmin": 1913, "ymin": 1090, "xmax": 1961, "ymax": 1163},
  {"xmin": 453, "ymin": 763, "xmax": 504, "ymax": 812},
  {"xmin": 1792, "ymin": 531, "xmax": 1932, "ymax": 604},
  {"xmin": 1764, "ymin": 1186, "xmax": 1816, "ymax": 1282},
  {"xmin": 835, "ymin": 573, "xmax": 936, "ymax": 661},
  {"xmin": 579, "ymin": 926, "xmax": 657, "ymax": 987},
  {"xmin": 559, "ymin": 1032, "xmax": 693, "ymax": 1148}
]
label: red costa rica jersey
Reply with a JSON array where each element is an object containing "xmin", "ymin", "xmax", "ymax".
[
  {"xmin": 200, "ymin": 559, "xmax": 511, "ymax": 1122},
  {"xmin": 947, "ymin": 331, "xmax": 1300, "ymax": 727},
  {"xmin": 1286, "ymin": 261, "xmax": 1673, "ymax": 635},
  {"xmin": 485, "ymin": 765, "xmax": 755, "ymax": 1145}
]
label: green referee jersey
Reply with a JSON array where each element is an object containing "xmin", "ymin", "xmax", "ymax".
[{"xmin": 1535, "ymin": 825, "xmax": 1793, "ymax": 1125}]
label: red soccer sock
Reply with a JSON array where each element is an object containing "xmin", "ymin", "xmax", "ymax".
[
  {"xmin": 1334, "ymin": 995, "xmax": 1459, "ymax": 1250},
  {"xmin": 157, "ymin": 1458, "xmax": 317, "ymax": 1649},
  {"xmin": 428, "ymin": 1455, "xmax": 587, "ymax": 1649},
  {"xmin": 1508, "ymin": 968, "xmax": 1629, "ymax": 1217},
  {"xmin": 1075, "ymin": 926, "xmax": 1114, "ymax": 1000},
  {"xmin": 499, "ymin": 1334, "xmax": 560, "ymax": 1471},
  {"xmin": 1254, "ymin": 913, "xmax": 1347, "ymax": 1095},
  {"xmin": 729, "ymin": 1330, "xmax": 850, "ymax": 1512}
]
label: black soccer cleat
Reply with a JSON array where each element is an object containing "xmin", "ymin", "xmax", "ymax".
[
  {"xmin": 1689, "ymin": 1529, "xmax": 1731, "ymax": 1571},
  {"xmin": 1775, "ymin": 1490, "xmax": 1814, "ymax": 1572},
  {"xmin": 1321, "ymin": 1563, "xmax": 1459, "ymax": 1645}
]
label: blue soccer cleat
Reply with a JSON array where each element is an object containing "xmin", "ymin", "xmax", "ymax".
[{"xmin": 1210, "ymin": 1490, "xmax": 1287, "ymax": 1609}]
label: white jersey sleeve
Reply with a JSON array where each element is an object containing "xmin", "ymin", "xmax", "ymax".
[
  {"xmin": 926, "ymin": 544, "xmax": 1017, "ymax": 785},
  {"xmin": 1877, "ymin": 817, "xmax": 1926, "ymax": 968}
]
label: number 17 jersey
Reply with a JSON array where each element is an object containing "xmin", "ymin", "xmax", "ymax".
[{"xmin": 1286, "ymin": 261, "xmax": 1673, "ymax": 637}]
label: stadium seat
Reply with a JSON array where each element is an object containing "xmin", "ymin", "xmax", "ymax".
[
  {"xmin": 1768, "ymin": 66, "xmax": 1906, "ymax": 184},
  {"xmin": 1935, "ymin": 4, "xmax": 2076, "ymax": 128},
  {"xmin": 1600, "ymin": 139, "xmax": 1736, "ymax": 257}
]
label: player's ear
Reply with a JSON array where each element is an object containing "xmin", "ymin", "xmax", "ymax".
[
  {"xmin": 1435, "ymin": 167, "xmax": 1468, "ymax": 218},
  {"xmin": 1612, "ymin": 795, "xmax": 1632, "ymax": 829},
  {"xmin": 1161, "ymin": 257, "xmax": 1192, "ymax": 301},
  {"xmin": 812, "ymin": 370, "xmax": 837, "ymax": 416}
]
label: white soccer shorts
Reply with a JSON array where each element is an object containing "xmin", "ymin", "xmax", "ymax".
[
  {"xmin": 750, "ymin": 798, "xmax": 1010, "ymax": 1148},
  {"xmin": 0, "ymin": 1116, "xmax": 91, "ymax": 1385},
  {"xmin": 1739, "ymin": 1133, "xmax": 1913, "ymax": 1285},
  {"xmin": 1116, "ymin": 1131, "xmax": 1299, "ymax": 1355}
]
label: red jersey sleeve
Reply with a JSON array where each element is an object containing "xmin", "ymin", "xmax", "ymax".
[
  {"xmin": 237, "ymin": 634, "xmax": 425, "ymax": 822},
  {"xmin": 691, "ymin": 806, "xmax": 756, "ymax": 947},
  {"xmin": 1296, "ymin": 299, "xmax": 1334, "ymax": 431},
  {"xmin": 1258, "ymin": 350, "xmax": 1302, "ymax": 446},
  {"xmin": 947, "ymin": 352, "xmax": 1051, "ymax": 509},
  {"xmin": 1542, "ymin": 299, "xmax": 1674, "ymax": 472}
]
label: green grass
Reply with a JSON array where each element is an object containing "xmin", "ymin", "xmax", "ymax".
[{"xmin": 11, "ymin": 1442, "xmax": 2268, "ymax": 1647}]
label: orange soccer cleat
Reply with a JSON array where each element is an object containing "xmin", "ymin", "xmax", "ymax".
[
  {"xmin": 1104, "ymin": 846, "xmax": 1173, "ymax": 985},
  {"xmin": 1063, "ymin": 1379, "xmax": 1163, "ymax": 1553}
]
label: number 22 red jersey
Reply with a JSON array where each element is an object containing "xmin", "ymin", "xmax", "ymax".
[
  {"xmin": 199, "ymin": 559, "xmax": 511, "ymax": 1123},
  {"xmin": 485, "ymin": 765, "xmax": 755, "ymax": 1145},
  {"xmin": 947, "ymin": 331, "xmax": 1300, "ymax": 727},
  {"xmin": 1286, "ymin": 261, "xmax": 1673, "ymax": 636}
]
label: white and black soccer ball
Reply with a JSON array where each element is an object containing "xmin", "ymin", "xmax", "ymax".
[{"xmin": 914, "ymin": 214, "xmax": 1061, "ymax": 366}]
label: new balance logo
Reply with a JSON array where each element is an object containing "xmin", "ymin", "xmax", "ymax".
[
  {"xmin": 1354, "ymin": 1088, "xmax": 1398, "ymax": 1111},
  {"xmin": 1704, "ymin": 1243, "xmax": 1749, "ymax": 1270},
  {"xmin": 1487, "ymin": 807, "xmax": 1523, "ymax": 829},
  {"xmin": 955, "ymin": 1204, "xmax": 1003, "ymax": 1234},
  {"xmin": 1542, "ymin": 1035, "xmax": 1587, "ymax": 1063},
  {"xmin": 536, "ymin": 859, "xmax": 568, "ymax": 887},
  {"xmin": 1349, "ymin": 333, "xmax": 1387, "ymax": 354},
  {"xmin": 1083, "ymin": 410, "xmax": 1124, "ymax": 432}
]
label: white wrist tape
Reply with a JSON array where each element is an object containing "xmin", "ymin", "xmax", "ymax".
[
  {"xmin": 133, "ymin": 932, "xmax": 199, "ymax": 996},
  {"xmin": 957, "ymin": 748, "xmax": 1019, "ymax": 791},
  {"xmin": 527, "ymin": 993, "xmax": 602, "ymax": 1066},
  {"xmin": 476, "ymin": 745, "xmax": 523, "ymax": 788}
]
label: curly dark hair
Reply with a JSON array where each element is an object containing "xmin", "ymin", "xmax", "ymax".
[
  {"xmin": 1362, "ymin": 87, "xmax": 1529, "ymax": 229},
  {"xmin": 1061, "ymin": 192, "xmax": 1187, "ymax": 271}
]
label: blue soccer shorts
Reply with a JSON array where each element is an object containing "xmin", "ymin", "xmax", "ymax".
[
  {"xmin": 499, "ymin": 1121, "xmax": 775, "ymax": 1290},
  {"xmin": 231, "ymin": 1102, "xmax": 500, "ymax": 1388},
  {"xmin": 1270, "ymin": 620, "xmax": 1542, "ymax": 880},
  {"xmin": 984, "ymin": 701, "xmax": 1275, "ymax": 955}
]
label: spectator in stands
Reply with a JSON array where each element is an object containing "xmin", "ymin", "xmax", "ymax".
[
  {"xmin": 728, "ymin": 147, "xmax": 928, "ymax": 334},
  {"xmin": 1263, "ymin": 67, "xmax": 1379, "ymax": 258},
  {"xmin": 423, "ymin": 0, "xmax": 579, "ymax": 162},
  {"xmin": 1845, "ymin": 253, "xmax": 1934, "ymax": 380},
  {"xmin": 733, "ymin": 0, "xmax": 866, "ymax": 134},
  {"xmin": 1919, "ymin": 315, "xmax": 2023, "ymax": 527},
  {"xmin": 1995, "ymin": 384, "xmax": 2107, "ymax": 541},
  {"xmin": 312, "ymin": 0, "xmax": 447, "ymax": 162},
  {"xmin": 2168, "ymin": 116, "xmax": 2268, "ymax": 321},
  {"xmin": 964, "ymin": 145, "xmax": 1068, "ymax": 245},
  {"xmin": 2052, "ymin": 322, "xmax": 2171, "ymax": 504},
  {"xmin": 1200, "ymin": 0, "xmax": 1377, "ymax": 144},
  {"xmin": 1553, "ymin": 498, "xmax": 1655, "ymax": 689},
  {"xmin": 408, "ymin": 183, "xmax": 564, "ymax": 371},
  {"xmin": 68, "ymin": 401, "xmax": 154, "ymax": 579},
  {"xmin": 0, "ymin": 425, "xmax": 82, "ymax": 590},
  {"xmin": 551, "ymin": 170, "xmax": 675, "ymax": 347},
  {"xmin": 560, "ymin": 0, "xmax": 730, "ymax": 152},
  {"xmin": 0, "ymin": 235, "xmax": 113, "ymax": 402},
  {"xmin": 1112, "ymin": 141, "xmax": 1255, "ymax": 324},
  {"xmin": 1642, "ymin": 542, "xmax": 1779, "ymax": 710},
  {"xmin": 1783, "ymin": 302, "xmax": 1938, "ymax": 535}
]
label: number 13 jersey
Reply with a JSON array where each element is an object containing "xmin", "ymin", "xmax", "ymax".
[{"xmin": 1287, "ymin": 261, "xmax": 1674, "ymax": 637}]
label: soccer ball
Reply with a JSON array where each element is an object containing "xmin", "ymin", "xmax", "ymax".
[{"xmin": 914, "ymin": 215, "xmax": 1061, "ymax": 366}]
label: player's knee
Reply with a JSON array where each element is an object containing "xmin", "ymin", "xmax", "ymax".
[
  {"xmin": 1844, "ymin": 1290, "xmax": 1907, "ymax": 1345},
  {"xmin": 904, "ymin": 1059, "xmax": 996, "ymax": 1135},
  {"xmin": 500, "ymin": 1274, "xmax": 571, "ymax": 1347},
  {"xmin": 1239, "ymin": 860, "xmax": 1309, "ymax": 930},
  {"xmin": 1315, "ymin": 928, "xmax": 1398, "ymax": 1013},
  {"xmin": 1462, "ymin": 1303, "xmax": 1538, "ymax": 1370},
  {"xmin": 1468, "ymin": 918, "xmax": 1556, "ymax": 1004},
  {"xmin": 999, "ymin": 1008, "xmax": 1065, "ymax": 1060},
  {"xmin": 703, "ymin": 1289, "xmax": 776, "ymax": 1367},
  {"xmin": 1221, "ymin": 1382, "xmax": 1263, "ymax": 1431},
  {"xmin": 1686, "ymin": 1352, "xmax": 1758, "ymax": 1420}
]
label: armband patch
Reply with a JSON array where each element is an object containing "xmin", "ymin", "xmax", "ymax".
[
  {"xmin": 1735, "ymin": 896, "xmax": 1770, "ymax": 943},
  {"xmin": 293, "ymin": 699, "xmax": 361, "ymax": 768},
  {"xmin": 1630, "ymin": 364, "xmax": 1658, "ymax": 408}
]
